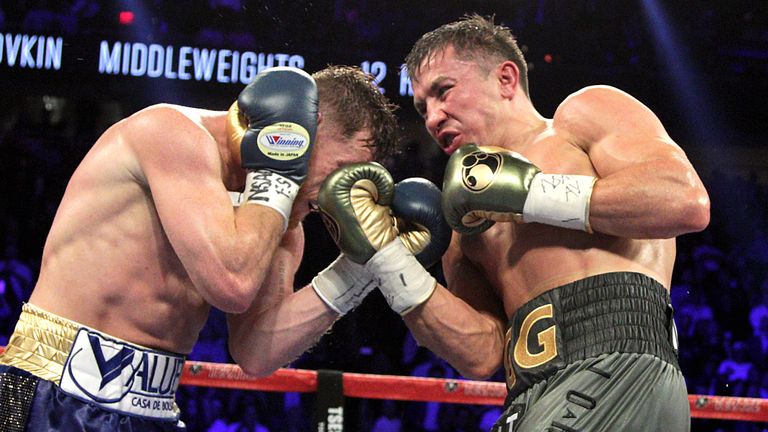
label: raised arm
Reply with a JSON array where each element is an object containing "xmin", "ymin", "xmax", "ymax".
[
  {"xmin": 227, "ymin": 281, "xmax": 341, "ymax": 376},
  {"xmin": 441, "ymin": 86, "xmax": 710, "ymax": 240},
  {"xmin": 315, "ymin": 162, "xmax": 506, "ymax": 380},
  {"xmin": 557, "ymin": 85, "xmax": 710, "ymax": 238},
  {"xmin": 130, "ymin": 68, "xmax": 318, "ymax": 313},
  {"xmin": 226, "ymin": 223, "xmax": 379, "ymax": 376},
  {"xmin": 124, "ymin": 106, "xmax": 283, "ymax": 314}
]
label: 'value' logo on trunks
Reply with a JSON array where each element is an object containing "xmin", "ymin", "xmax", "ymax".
[{"xmin": 59, "ymin": 328, "xmax": 184, "ymax": 420}]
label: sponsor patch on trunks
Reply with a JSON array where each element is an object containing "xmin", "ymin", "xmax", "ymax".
[{"xmin": 59, "ymin": 328, "xmax": 184, "ymax": 420}]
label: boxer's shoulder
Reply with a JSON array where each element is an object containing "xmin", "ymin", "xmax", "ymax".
[
  {"xmin": 115, "ymin": 104, "xmax": 220, "ymax": 161},
  {"xmin": 80, "ymin": 104, "xmax": 221, "ymax": 190},
  {"xmin": 552, "ymin": 86, "xmax": 616, "ymax": 133},
  {"xmin": 553, "ymin": 85, "xmax": 650, "ymax": 147},
  {"xmin": 122, "ymin": 103, "xmax": 209, "ymax": 134},
  {"xmin": 556, "ymin": 85, "xmax": 626, "ymax": 112}
]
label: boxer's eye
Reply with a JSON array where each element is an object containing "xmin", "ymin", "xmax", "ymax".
[{"xmin": 437, "ymin": 85, "xmax": 451, "ymax": 99}]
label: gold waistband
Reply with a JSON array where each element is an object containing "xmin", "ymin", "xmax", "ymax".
[{"xmin": 0, "ymin": 303, "xmax": 84, "ymax": 384}]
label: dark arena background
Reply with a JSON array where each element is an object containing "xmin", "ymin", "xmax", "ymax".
[{"xmin": 1, "ymin": 1, "xmax": 767, "ymax": 431}]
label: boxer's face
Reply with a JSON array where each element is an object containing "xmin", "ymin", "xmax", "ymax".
[
  {"xmin": 289, "ymin": 119, "xmax": 374, "ymax": 226},
  {"xmin": 411, "ymin": 45, "xmax": 506, "ymax": 155}
]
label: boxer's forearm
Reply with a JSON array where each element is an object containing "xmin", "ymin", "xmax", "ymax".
[
  {"xmin": 227, "ymin": 286, "xmax": 338, "ymax": 377},
  {"xmin": 403, "ymin": 284, "xmax": 506, "ymax": 380},
  {"xmin": 587, "ymin": 157, "xmax": 710, "ymax": 238},
  {"xmin": 192, "ymin": 205, "xmax": 285, "ymax": 313}
]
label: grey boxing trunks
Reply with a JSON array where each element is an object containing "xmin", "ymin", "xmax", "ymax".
[
  {"xmin": 492, "ymin": 272, "xmax": 689, "ymax": 432},
  {"xmin": 0, "ymin": 303, "xmax": 186, "ymax": 431}
]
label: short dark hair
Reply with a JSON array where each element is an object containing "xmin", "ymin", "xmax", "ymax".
[
  {"xmin": 312, "ymin": 65, "xmax": 400, "ymax": 161},
  {"xmin": 405, "ymin": 14, "xmax": 529, "ymax": 96}
]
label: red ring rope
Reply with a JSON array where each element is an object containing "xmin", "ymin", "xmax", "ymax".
[
  {"xmin": 178, "ymin": 361, "xmax": 768, "ymax": 422},
  {"xmin": 1, "ymin": 348, "xmax": 766, "ymax": 422}
]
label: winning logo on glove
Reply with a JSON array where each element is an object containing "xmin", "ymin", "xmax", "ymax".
[{"xmin": 257, "ymin": 123, "xmax": 311, "ymax": 161}]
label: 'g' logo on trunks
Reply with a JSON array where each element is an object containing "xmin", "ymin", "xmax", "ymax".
[
  {"xmin": 504, "ymin": 304, "xmax": 558, "ymax": 390},
  {"xmin": 460, "ymin": 150, "xmax": 503, "ymax": 193},
  {"xmin": 515, "ymin": 304, "xmax": 557, "ymax": 367}
]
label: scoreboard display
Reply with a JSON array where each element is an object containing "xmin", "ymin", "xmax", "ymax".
[{"xmin": 0, "ymin": 29, "xmax": 413, "ymax": 109}]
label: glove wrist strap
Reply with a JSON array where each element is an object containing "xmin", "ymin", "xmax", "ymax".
[
  {"xmin": 522, "ymin": 173, "xmax": 596, "ymax": 232},
  {"xmin": 311, "ymin": 255, "xmax": 376, "ymax": 315},
  {"xmin": 244, "ymin": 170, "xmax": 300, "ymax": 232},
  {"xmin": 366, "ymin": 240, "xmax": 436, "ymax": 315},
  {"xmin": 229, "ymin": 191, "xmax": 244, "ymax": 206}
]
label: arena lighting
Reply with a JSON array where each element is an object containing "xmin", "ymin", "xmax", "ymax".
[
  {"xmin": 115, "ymin": 0, "xmax": 177, "ymax": 102},
  {"xmin": 119, "ymin": 11, "xmax": 135, "ymax": 26},
  {"xmin": 638, "ymin": 0, "xmax": 727, "ymax": 148}
]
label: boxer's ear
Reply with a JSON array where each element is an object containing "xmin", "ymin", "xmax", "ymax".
[{"xmin": 497, "ymin": 61, "xmax": 520, "ymax": 100}]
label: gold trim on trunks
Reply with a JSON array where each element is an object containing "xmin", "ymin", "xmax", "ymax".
[{"xmin": 1, "ymin": 303, "xmax": 82, "ymax": 384}]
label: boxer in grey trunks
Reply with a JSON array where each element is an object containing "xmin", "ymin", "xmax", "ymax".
[
  {"xmin": 494, "ymin": 272, "xmax": 688, "ymax": 431},
  {"xmin": 394, "ymin": 13, "xmax": 709, "ymax": 432}
]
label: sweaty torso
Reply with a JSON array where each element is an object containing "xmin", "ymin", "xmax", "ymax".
[
  {"xmin": 458, "ymin": 123, "xmax": 676, "ymax": 317},
  {"xmin": 29, "ymin": 106, "xmax": 231, "ymax": 354}
]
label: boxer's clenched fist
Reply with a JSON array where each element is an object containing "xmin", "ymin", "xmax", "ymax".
[
  {"xmin": 315, "ymin": 162, "xmax": 398, "ymax": 264},
  {"xmin": 442, "ymin": 143, "xmax": 596, "ymax": 234},
  {"xmin": 227, "ymin": 67, "xmax": 318, "ymax": 229},
  {"xmin": 316, "ymin": 163, "xmax": 450, "ymax": 315},
  {"xmin": 392, "ymin": 178, "xmax": 451, "ymax": 270}
]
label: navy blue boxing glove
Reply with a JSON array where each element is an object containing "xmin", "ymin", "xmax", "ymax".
[
  {"xmin": 392, "ymin": 178, "xmax": 451, "ymax": 270},
  {"xmin": 227, "ymin": 67, "xmax": 318, "ymax": 229},
  {"xmin": 366, "ymin": 176, "xmax": 450, "ymax": 314}
]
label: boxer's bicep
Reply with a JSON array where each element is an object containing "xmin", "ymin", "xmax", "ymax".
[
  {"xmin": 563, "ymin": 89, "xmax": 709, "ymax": 237},
  {"xmin": 558, "ymin": 85, "xmax": 692, "ymax": 179},
  {"xmin": 129, "ymin": 107, "xmax": 282, "ymax": 312}
]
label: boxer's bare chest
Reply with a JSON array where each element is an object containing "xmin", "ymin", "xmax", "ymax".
[{"xmin": 456, "ymin": 132, "xmax": 613, "ymax": 312}]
